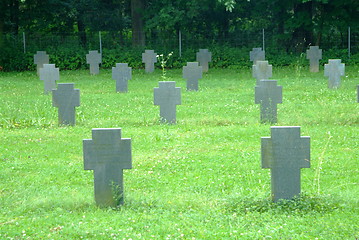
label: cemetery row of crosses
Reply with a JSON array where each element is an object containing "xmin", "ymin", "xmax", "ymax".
[{"xmin": 33, "ymin": 47, "xmax": 358, "ymax": 207}]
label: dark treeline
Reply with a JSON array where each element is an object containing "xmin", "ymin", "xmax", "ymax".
[
  {"xmin": 1, "ymin": 0, "xmax": 358, "ymax": 49},
  {"xmin": 0, "ymin": 0, "xmax": 358, "ymax": 71}
]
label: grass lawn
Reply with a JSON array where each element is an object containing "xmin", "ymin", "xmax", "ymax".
[{"xmin": 0, "ymin": 66, "xmax": 358, "ymax": 239}]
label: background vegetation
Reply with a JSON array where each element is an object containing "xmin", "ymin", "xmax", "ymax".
[
  {"xmin": 0, "ymin": 0, "xmax": 358, "ymax": 71},
  {"xmin": 0, "ymin": 67, "xmax": 358, "ymax": 238}
]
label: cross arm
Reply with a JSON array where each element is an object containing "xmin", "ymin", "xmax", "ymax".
[
  {"xmin": 73, "ymin": 90, "xmax": 81, "ymax": 107},
  {"xmin": 119, "ymin": 138, "xmax": 132, "ymax": 169}
]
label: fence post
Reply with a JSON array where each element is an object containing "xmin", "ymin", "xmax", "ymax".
[
  {"xmin": 99, "ymin": 31, "xmax": 102, "ymax": 54},
  {"xmin": 262, "ymin": 29, "xmax": 265, "ymax": 51},
  {"xmin": 348, "ymin": 26, "xmax": 351, "ymax": 58},
  {"xmin": 179, "ymin": 30, "xmax": 182, "ymax": 57},
  {"xmin": 23, "ymin": 32, "xmax": 26, "ymax": 53}
]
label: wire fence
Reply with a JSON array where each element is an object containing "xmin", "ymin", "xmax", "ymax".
[{"xmin": 3, "ymin": 27, "xmax": 358, "ymax": 57}]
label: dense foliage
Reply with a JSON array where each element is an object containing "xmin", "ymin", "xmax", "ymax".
[{"xmin": 0, "ymin": 0, "xmax": 358, "ymax": 71}]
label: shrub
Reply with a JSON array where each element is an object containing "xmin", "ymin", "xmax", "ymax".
[{"xmin": 0, "ymin": 44, "xmax": 357, "ymax": 72}]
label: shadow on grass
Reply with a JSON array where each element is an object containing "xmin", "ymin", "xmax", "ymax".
[{"xmin": 224, "ymin": 193, "xmax": 341, "ymax": 215}]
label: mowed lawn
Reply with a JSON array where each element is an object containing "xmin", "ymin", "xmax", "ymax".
[{"xmin": 0, "ymin": 66, "xmax": 358, "ymax": 239}]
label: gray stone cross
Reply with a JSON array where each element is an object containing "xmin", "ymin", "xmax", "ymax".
[
  {"xmin": 34, "ymin": 51, "xmax": 49, "ymax": 75},
  {"xmin": 183, "ymin": 62, "xmax": 202, "ymax": 91},
  {"xmin": 112, "ymin": 63, "xmax": 132, "ymax": 92},
  {"xmin": 52, "ymin": 83, "xmax": 80, "ymax": 126},
  {"xmin": 255, "ymin": 80, "xmax": 282, "ymax": 123},
  {"xmin": 324, "ymin": 59, "xmax": 345, "ymax": 89},
  {"xmin": 86, "ymin": 50, "xmax": 102, "ymax": 75},
  {"xmin": 250, "ymin": 48, "xmax": 265, "ymax": 64},
  {"xmin": 83, "ymin": 128, "xmax": 132, "ymax": 207},
  {"xmin": 39, "ymin": 64, "xmax": 59, "ymax": 94},
  {"xmin": 142, "ymin": 50, "xmax": 157, "ymax": 73},
  {"xmin": 261, "ymin": 126, "xmax": 310, "ymax": 202},
  {"xmin": 196, "ymin": 49, "xmax": 212, "ymax": 72},
  {"xmin": 154, "ymin": 81, "xmax": 181, "ymax": 124},
  {"xmin": 306, "ymin": 46, "xmax": 322, "ymax": 72},
  {"xmin": 252, "ymin": 61, "xmax": 272, "ymax": 84}
]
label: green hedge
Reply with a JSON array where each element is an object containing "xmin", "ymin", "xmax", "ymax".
[{"xmin": 0, "ymin": 45, "xmax": 358, "ymax": 72}]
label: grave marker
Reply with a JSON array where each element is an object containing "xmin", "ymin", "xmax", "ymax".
[
  {"xmin": 196, "ymin": 49, "xmax": 212, "ymax": 72},
  {"xmin": 86, "ymin": 50, "xmax": 102, "ymax": 75},
  {"xmin": 250, "ymin": 48, "xmax": 265, "ymax": 64},
  {"xmin": 255, "ymin": 80, "xmax": 282, "ymax": 123},
  {"xmin": 183, "ymin": 62, "xmax": 202, "ymax": 91},
  {"xmin": 306, "ymin": 46, "xmax": 322, "ymax": 72},
  {"xmin": 39, "ymin": 64, "xmax": 59, "ymax": 94},
  {"xmin": 34, "ymin": 51, "xmax": 49, "ymax": 75},
  {"xmin": 142, "ymin": 50, "xmax": 157, "ymax": 73},
  {"xmin": 252, "ymin": 61, "xmax": 272, "ymax": 84},
  {"xmin": 261, "ymin": 126, "xmax": 310, "ymax": 202},
  {"xmin": 324, "ymin": 59, "xmax": 345, "ymax": 89},
  {"xmin": 112, "ymin": 63, "xmax": 132, "ymax": 92},
  {"xmin": 83, "ymin": 128, "xmax": 132, "ymax": 207},
  {"xmin": 52, "ymin": 83, "xmax": 80, "ymax": 126},
  {"xmin": 154, "ymin": 81, "xmax": 181, "ymax": 124}
]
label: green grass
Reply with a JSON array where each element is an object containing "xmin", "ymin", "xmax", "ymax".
[{"xmin": 0, "ymin": 66, "xmax": 358, "ymax": 239}]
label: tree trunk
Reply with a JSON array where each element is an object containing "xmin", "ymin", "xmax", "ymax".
[
  {"xmin": 77, "ymin": 18, "xmax": 87, "ymax": 47},
  {"xmin": 0, "ymin": 0, "xmax": 7, "ymax": 49},
  {"xmin": 131, "ymin": 0, "xmax": 145, "ymax": 46},
  {"xmin": 315, "ymin": 2, "xmax": 325, "ymax": 46},
  {"xmin": 10, "ymin": 0, "xmax": 19, "ymax": 34},
  {"xmin": 292, "ymin": 1, "xmax": 313, "ymax": 52}
]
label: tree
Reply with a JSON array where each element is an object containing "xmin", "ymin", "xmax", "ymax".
[{"xmin": 131, "ymin": 0, "xmax": 145, "ymax": 46}]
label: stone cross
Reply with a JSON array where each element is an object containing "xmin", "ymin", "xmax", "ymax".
[
  {"xmin": 255, "ymin": 80, "xmax": 282, "ymax": 123},
  {"xmin": 86, "ymin": 50, "xmax": 102, "ymax": 75},
  {"xmin": 39, "ymin": 64, "xmax": 59, "ymax": 94},
  {"xmin": 34, "ymin": 51, "xmax": 49, "ymax": 75},
  {"xmin": 154, "ymin": 81, "xmax": 181, "ymax": 124},
  {"xmin": 306, "ymin": 46, "xmax": 322, "ymax": 72},
  {"xmin": 183, "ymin": 62, "xmax": 202, "ymax": 91},
  {"xmin": 261, "ymin": 126, "xmax": 310, "ymax": 202},
  {"xmin": 252, "ymin": 61, "xmax": 272, "ymax": 84},
  {"xmin": 196, "ymin": 49, "xmax": 212, "ymax": 72},
  {"xmin": 52, "ymin": 83, "xmax": 80, "ymax": 126},
  {"xmin": 83, "ymin": 128, "xmax": 132, "ymax": 207},
  {"xmin": 324, "ymin": 59, "xmax": 345, "ymax": 89},
  {"xmin": 112, "ymin": 63, "xmax": 132, "ymax": 92},
  {"xmin": 250, "ymin": 48, "xmax": 265, "ymax": 64},
  {"xmin": 142, "ymin": 50, "xmax": 157, "ymax": 73}
]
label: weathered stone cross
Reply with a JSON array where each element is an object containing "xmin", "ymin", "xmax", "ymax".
[
  {"xmin": 86, "ymin": 50, "xmax": 102, "ymax": 75},
  {"xmin": 255, "ymin": 80, "xmax": 282, "ymax": 123},
  {"xmin": 196, "ymin": 49, "xmax": 212, "ymax": 72},
  {"xmin": 34, "ymin": 51, "xmax": 49, "ymax": 75},
  {"xmin": 83, "ymin": 128, "xmax": 132, "ymax": 207},
  {"xmin": 39, "ymin": 64, "xmax": 59, "ymax": 94},
  {"xmin": 324, "ymin": 59, "xmax": 345, "ymax": 89},
  {"xmin": 250, "ymin": 47, "xmax": 265, "ymax": 64},
  {"xmin": 154, "ymin": 81, "xmax": 181, "ymax": 124},
  {"xmin": 261, "ymin": 126, "xmax": 310, "ymax": 202},
  {"xmin": 52, "ymin": 83, "xmax": 80, "ymax": 126},
  {"xmin": 142, "ymin": 50, "xmax": 157, "ymax": 73},
  {"xmin": 183, "ymin": 62, "xmax": 202, "ymax": 91},
  {"xmin": 112, "ymin": 63, "xmax": 132, "ymax": 92},
  {"xmin": 306, "ymin": 46, "xmax": 322, "ymax": 72},
  {"xmin": 252, "ymin": 61, "xmax": 272, "ymax": 84}
]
